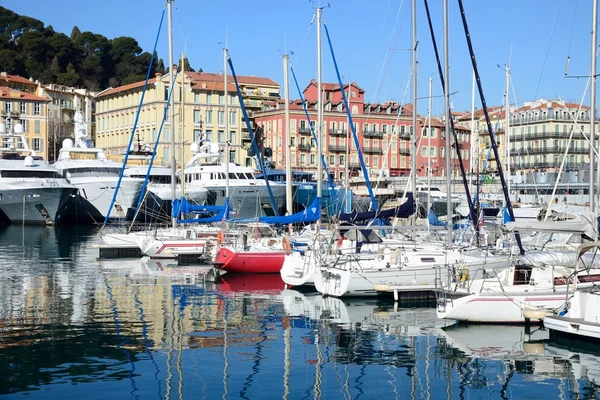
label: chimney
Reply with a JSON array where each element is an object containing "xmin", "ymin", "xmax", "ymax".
[
  {"xmin": 155, "ymin": 72, "xmax": 162, "ymax": 79},
  {"xmin": 0, "ymin": 72, "xmax": 7, "ymax": 77}
]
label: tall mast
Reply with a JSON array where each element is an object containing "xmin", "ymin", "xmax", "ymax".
[
  {"xmin": 427, "ymin": 76, "xmax": 432, "ymax": 231},
  {"xmin": 470, "ymin": 71, "xmax": 475, "ymax": 195},
  {"xmin": 180, "ymin": 52, "xmax": 186, "ymax": 195},
  {"xmin": 316, "ymin": 7, "xmax": 323, "ymax": 226},
  {"xmin": 505, "ymin": 65, "xmax": 511, "ymax": 199},
  {"xmin": 344, "ymin": 79, "xmax": 351, "ymax": 213},
  {"xmin": 411, "ymin": 0, "xmax": 418, "ymax": 214},
  {"xmin": 443, "ymin": 0, "xmax": 452, "ymax": 246},
  {"xmin": 592, "ymin": 0, "xmax": 598, "ymax": 213},
  {"xmin": 224, "ymin": 47, "xmax": 230, "ymax": 200},
  {"xmin": 167, "ymin": 0, "xmax": 176, "ymax": 226},
  {"xmin": 284, "ymin": 54, "xmax": 293, "ymax": 216}
]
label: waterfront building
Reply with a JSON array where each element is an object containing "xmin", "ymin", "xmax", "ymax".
[
  {"xmin": 253, "ymin": 80, "xmax": 414, "ymax": 183},
  {"xmin": 94, "ymin": 70, "xmax": 279, "ymax": 167},
  {"xmin": 0, "ymin": 72, "xmax": 50, "ymax": 159},
  {"xmin": 39, "ymin": 84, "xmax": 96, "ymax": 161},
  {"xmin": 417, "ymin": 117, "xmax": 471, "ymax": 178}
]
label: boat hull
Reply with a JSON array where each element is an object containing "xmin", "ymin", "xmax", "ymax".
[
  {"xmin": 214, "ymin": 246, "xmax": 287, "ymax": 273},
  {"xmin": 0, "ymin": 186, "xmax": 77, "ymax": 225}
]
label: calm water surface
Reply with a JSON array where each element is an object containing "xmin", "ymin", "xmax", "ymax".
[{"xmin": 1, "ymin": 225, "xmax": 600, "ymax": 399}]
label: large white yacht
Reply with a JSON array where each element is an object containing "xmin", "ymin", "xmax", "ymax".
[
  {"xmin": 0, "ymin": 117, "xmax": 77, "ymax": 225},
  {"xmin": 183, "ymin": 141, "xmax": 285, "ymax": 218},
  {"xmin": 53, "ymin": 111, "xmax": 145, "ymax": 223}
]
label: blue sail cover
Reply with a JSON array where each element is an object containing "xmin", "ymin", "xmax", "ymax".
[
  {"xmin": 339, "ymin": 193, "xmax": 415, "ymax": 224},
  {"xmin": 232, "ymin": 196, "xmax": 321, "ymax": 225},
  {"xmin": 173, "ymin": 197, "xmax": 230, "ymax": 224},
  {"xmin": 428, "ymin": 208, "xmax": 469, "ymax": 230}
]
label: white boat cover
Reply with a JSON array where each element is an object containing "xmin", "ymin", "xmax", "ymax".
[
  {"xmin": 503, "ymin": 212, "xmax": 598, "ymax": 240},
  {"xmin": 519, "ymin": 250, "xmax": 600, "ymax": 269}
]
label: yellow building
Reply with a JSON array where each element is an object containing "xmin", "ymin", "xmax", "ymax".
[
  {"xmin": 0, "ymin": 72, "xmax": 50, "ymax": 160},
  {"xmin": 94, "ymin": 71, "xmax": 279, "ymax": 167}
]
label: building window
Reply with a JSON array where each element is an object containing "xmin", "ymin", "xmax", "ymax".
[
  {"xmin": 300, "ymin": 154, "xmax": 306, "ymax": 164},
  {"xmin": 218, "ymin": 130, "xmax": 225, "ymax": 143},
  {"xmin": 20, "ymin": 102, "xmax": 26, "ymax": 114},
  {"xmin": 164, "ymin": 86, "xmax": 169, "ymax": 101},
  {"xmin": 206, "ymin": 94, "xmax": 212, "ymax": 104},
  {"xmin": 218, "ymin": 111, "xmax": 224, "ymax": 125},
  {"xmin": 229, "ymin": 131, "xmax": 236, "ymax": 143},
  {"xmin": 34, "ymin": 120, "xmax": 40, "ymax": 134},
  {"xmin": 339, "ymin": 155, "xmax": 345, "ymax": 165},
  {"xmin": 441, "ymin": 147, "xmax": 445, "ymax": 158},
  {"xmin": 164, "ymin": 127, "xmax": 170, "ymax": 141},
  {"xmin": 421, "ymin": 147, "xmax": 428, "ymax": 156},
  {"xmin": 205, "ymin": 130, "xmax": 213, "ymax": 141},
  {"xmin": 230, "ymin": 111, "xmax": 236, "ymax": 125},
  {"xmin": 229, "ymin": 150, "xmax": 236, "ymax": 162},
  {"xmin": 193, "ymin": 110, "xmax": 201, "ymax": 124},
  {"xmin": 33, "ymin": 138, "xmax": 42, "ymax": 152},
  {"xmin": 373, "ymin": 157, "xmax": 378, "ymax": 167},
  {"xmin": 194, "ymin": 92, "xmax": 200, "ymax": 103},
  {"xmin": 19, "ymin": 119, "xmax": 27, "ymax": 132},
  {"xmin": 205, "ymin": 110, "xmax": 213, "ymax": 125},
  {"xmin": 218, "ymin": 94, "xmax": 224, "ymax": 104},
  {"xmin": 194, "ymin": 129, "xmax": 202, "ymax": 142},
  {"xmin": 5, "ymin": 102, "xmax": 11, "ymax": 113},
  {"xmin": 290, "ymin": 137, "xmax": 295, "ymax": 146},
  {"xmin": 310, "ymin": 154, "xmax": 316, "ymax": 164},
  {"xmin": 164, "ymin": 147, "xmax": 170, "ymax": 162},
  {"xmin": 329, "ymin": 155, "xmax": 335, "ymax": 164}
]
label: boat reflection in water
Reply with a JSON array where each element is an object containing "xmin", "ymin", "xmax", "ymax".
[{"xmin": 1, "ymin": 225, "xmax": 600, "ymax": 398}]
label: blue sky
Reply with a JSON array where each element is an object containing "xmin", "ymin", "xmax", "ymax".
[{"xmin": 3, "ymin": 0, "xmax": 594, "ymax": 115}]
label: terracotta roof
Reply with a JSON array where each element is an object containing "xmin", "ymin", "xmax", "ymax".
[
  {"xmin": 186, "ymin": 71, "xmax": 279, "ymax": 87},
  {"xmin": 0, "ymin": 87, "xmax": 49, "ymax": 101},
  {"xmin": 96, "ymin": 78, "xmax": 157, "ymax": 98},
  {"xmin": 303, "ymin": 79, "xmax": 365, "ymax": 93},
  {"xmin": 191, "ymin": 81, "xmax": 237, "ymax": 92},
  {"xmin": 0, "ymin": 73, "xmax": 35, "ymax": 85}
]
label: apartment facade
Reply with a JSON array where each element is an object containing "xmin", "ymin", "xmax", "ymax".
[
  {"xmin": 0, "ymin": 72, "xmax": 50, "ymax": 159},
  {"xmin": 417, "ymin": 117, "xmax": 471, "ymax": 178},
  {"xmin": 39, "ymin": 84, "xmax": 96, "ymax": 161},
  {"xmin": 94, "ymin": 71, "xmax": 279, "ymax": 167},
  {"xmin": 253, "ymin": 80, "xmax": 415, "ymax": 183}
]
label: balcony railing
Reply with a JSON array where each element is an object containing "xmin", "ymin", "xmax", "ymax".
[
  {"xmin": 328, "ymin": 128, "xmax": 347, "ymax": 136},
  {"xmin": 399, "ymin": 148, "xmax": 410, "ymax": 155},
  {"xmin": 398, "ymin": 132, "xmax": 411, "ymax": 140},
  {"xmin": 363, "ymin": 130, "xmax": 384, "ymax": 138},
  {"xmin": 511, "ymin": 146, "xmax": 588, "ymax": 155},
  {"xmin": 328, "ymin": 144, "xmax": 346, "ymax": 152},
  {"xmin": 348, "ymin": 162, "xmax": 362, "ymax": 169},
  {"xmin": 298, "ymin": 127, "xmax": 312, "ymax": 135},
  {"xmin": 297, "ymin": 143, "xmax": 312, "ymax": 151},
  {"xmin": 363, "ymin": 147, "xmax": 383, "ymax": 154}
]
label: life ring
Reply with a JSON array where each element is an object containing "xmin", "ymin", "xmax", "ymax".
[
  {"xmin": 282, "ymin": 236, "xmax": 292, "ymax": 252},
  {"xmin": 217, "ymin": 231, "xmax": 224, "ymax": 244}
]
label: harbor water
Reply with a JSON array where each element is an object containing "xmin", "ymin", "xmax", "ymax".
[{"xmin": 1, "ymin": 224, "xmax": 600, "ymax": 399}]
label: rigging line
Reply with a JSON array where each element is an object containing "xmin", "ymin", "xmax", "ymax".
[
  {"xmin": 533, "ymin": 0, "xmax": 564, "ymax": 100},
  {"xmin": 566, "ymin": 0, "xmax": 579, "ymax": 57},
  {"xmin": 292, "ymin": 13, "xmax": 318, "ymax": 66},
  {"xmin": 368, "ymin": 0, "xmax": 406, "ymax": 104}
]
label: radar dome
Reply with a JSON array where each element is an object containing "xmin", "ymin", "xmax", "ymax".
[
  {"xmin": 13, "ymin": 123, "xmax": 23, "ymax": 134},
  {"xmin": 62, "ymin": 138, "xmax": 74, "ymax": 149},
  {"xmin": 190, "ymin": 142, "xmax": 200, "ymax": 153},
  {"xmin": 24, "ymin": 156, "xmax": 34, "ymax": 167}
]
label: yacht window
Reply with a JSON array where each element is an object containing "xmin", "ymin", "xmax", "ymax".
[
  {"xmin": 246, "ymin": 173, "xmax": 254, "ymax": 179},
  {"xmin": 1, "ymin": 170, "xmax": 60, "ymax": 178},
  {"xmin": 229, "ymin": 173, "xmax": 237, "ymax": 179},
  {"xmin": 420, "ymin": 257, "xmax": 435, "ymax": 263}
]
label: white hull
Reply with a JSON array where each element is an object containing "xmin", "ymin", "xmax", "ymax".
[
  {"xmin": 544, "ymin": 290, "xmax": 600, "ymax": 340},
  {"xmin": 149, "ymin": 183, "xmax": 208, "ymax": 204},
  {"xmin": 70, "ymin": 177, "xmax": 144, "ymax": 220},
  {"xmin": 280, "ymin": 250, "xmax": 317, "ymax": 287},
  {"xmin": 0, "ymin": 185, "xmax": 76, "ymax": 224},
  {"xmin": 315, "ymin": 249, "xmax": 510, "ymax": 297}
]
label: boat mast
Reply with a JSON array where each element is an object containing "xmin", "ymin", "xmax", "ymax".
[
  {"xmin": 592, "ymin": 0, "xmax": 598, "ymax": 213},
  {"xmin": 167, "ymin": 0, "xmax": 176, "ymax": 226},
  {"xmin": 470, "ymin": 71, "xmax": 476, "ymax": 196},
  {"xmin": 505, "ymin": 64, "xmax": 511, "ymax": 200},
  {"xmin": 411, "ymin": 0, "xmax": 418, "ymax": 224},
  {"xmin": 427, "ymin": 76, "xmax": 432, "ymax": 230},
  {"xmin": 316, "ymin": 7, "xmax": 323, "ymax": 229},
  {"xmin": 443, "ymin": 0, "xmax": 452, "ymax": 246},
  {"xmin": 180, "ymin": 52, "xmax": 186, "ymax": 195},
  {"xmin": 284, "ymin": 54, "xmax": 293, "ymax": 217},
  {"xmin": 345, "ymin": 78, "xmax": 351, "ymax": 213},
  {"xmin": 224, "ymin": 47, "xmax": 230, "ymax": 200}
]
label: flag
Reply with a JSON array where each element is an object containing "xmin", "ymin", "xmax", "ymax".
[{"xmin": 478, "ymin": 209, "xmax": 485, "ymax": 228}]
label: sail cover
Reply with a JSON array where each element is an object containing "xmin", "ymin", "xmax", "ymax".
[{"xmin": 339, "ymin": 193, "xmax": 415, "ymax": 223}]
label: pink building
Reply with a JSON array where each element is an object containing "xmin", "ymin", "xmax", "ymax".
[{"xmin": 252, "ymin": 80, "xmax": 415, "ymax": 182}]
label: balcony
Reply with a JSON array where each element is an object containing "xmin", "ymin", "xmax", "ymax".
[
  {"xmin": 297, "ymin": 143, "xmax": 312, "ymax": 151},
  {"xmin": 328, "ymin": 128, "xmax": 347, "ymax": 136},
  {"xmin": 363, "ymin": 147, "xmax": 383, "ymax": 155},
  {"xmin": 298, "ymin": 127, "xmax": 312, "ymax": 135},
  {"xmin": 242, "ymin": 132, "xmax": 251, "ymax": 142},
  {"xmin": 399, "ymin": 148, "xmax": 410, "ymax": 155},
  {"xmin": 348, "ymin": 162, "xmax": 362, "ymax": 169},
  {"xmin": 399, "ymin": 132, "xmax": 411, "ymax": 140},
  {"xmin": 363, "ymin": 130, "xmax": 383, "ymax": 138},
  {"xmin": 511, "ymin": 146, "xmax": 588, "ymax": 156},
  {"xmin": 328, "ymin": 144, "xmax": 346, "ymax": 152}
]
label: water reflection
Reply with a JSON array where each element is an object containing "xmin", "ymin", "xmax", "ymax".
[{"xmin": 1, "ymin": 225, "xmax": 600, "ymax": 398}]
